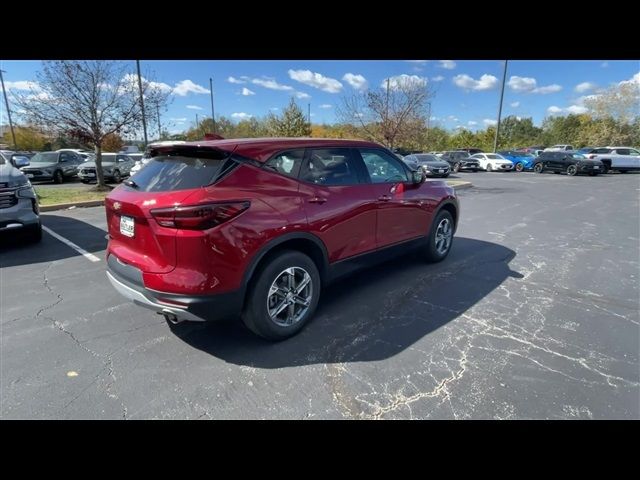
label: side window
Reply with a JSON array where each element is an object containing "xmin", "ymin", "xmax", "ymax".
[
  {"xmin": 116, "ymin": 155, "xmax": 129, "ymax": 163},
  {"xmin": 300, "ymin": 148, "xmax": 361, "ymax": 186},
  {"xmin": 59, "ymin": 152, "xmax": 71, "ymax": 162},
  {"xmin": 615, "ymin": 149, "xmax": 630, "ymax": 155},
  {"xmin": 359, "ymin": 148, "xmax": 409, "ymax": 184},
  {"xmin": 264, "ymin": 149, "xmax": 304, "ymax": 178},
  {"xmin": 630, "ymin": 149, "xmax": 640, "ymax": 155}
]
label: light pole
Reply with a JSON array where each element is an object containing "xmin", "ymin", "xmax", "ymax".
[
  {"xmin": 156, "ymin": 104, "xmax": 161, "ymax": 140},
  {"xmin": 136, "ymin": 60, "xmax": 148, "ymax": 147},
  {"xmin": 426, "ymin": 101, "xmax": 432, "ymax": 146},
  {"xmin": 0, "ymin": 69, "xmax": 18, "ymax": 150},
  {"xmin": 209, "ymin": 77, "xmax": 216, "ymax": 134},
  {"xmin": 493, "ymin": 60, "xmax": 508, "ymax": 153}
]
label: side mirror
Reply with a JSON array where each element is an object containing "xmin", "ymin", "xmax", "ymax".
[
  {"xmin": 12, "ymin": 156, "xmax": 30, "ymax": 167},
  {"xmin": 412, "ymin": 169, "xmax": 425, "ymax": 184}
]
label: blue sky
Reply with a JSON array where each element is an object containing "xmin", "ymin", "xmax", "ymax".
[{"xmin": 1, "ymin": 60, "xmax": 638, "ymax": 135}]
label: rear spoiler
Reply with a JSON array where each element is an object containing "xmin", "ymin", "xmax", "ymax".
[{"xmin": 148, "ymin": 143, "xmax": 262, "ymax": 168}]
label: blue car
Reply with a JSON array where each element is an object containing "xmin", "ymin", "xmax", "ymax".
[{"xmin": 498, "ymin": 151, "xmax": 537, "ymax": 172}]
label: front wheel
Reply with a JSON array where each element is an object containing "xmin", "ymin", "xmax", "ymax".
[
  {"xmin": 486, "ymin": 164, "xmax": 493, "ymax": 172},
  {"xmin": 442, "ymin": 173, "xmax": 450, "ymax": 178},
  {"xmin": 423, "ymin": 210, "xmax": 454, "ymax": 263},
  {"xmin": 27, "ymin": 223, "xmax": 42, "ymax": 243},
  {"xmin": 112, "ymin": 170, "xmax": 122, "ymax": 183},
  {"xmin": 242, "ymin": 250, "xmax": 321, "ymax": 341},
  {"xmin": 534, "ymin": 163, "xmax": 544, "ymax": 173},
  {"xmin": 53, "ymin": 170, "xmax": 64, "ymax": 184},
  {"xmin": 566, "ymin": 165, "xmax": 578, "ymax": 176},
  {"xmin": 515, "ymin": 162, "xmax": 524, "ymax": 172},
  {"xmin": 453, "ymin": 162, "xmax": 460, "ymax": 173}
]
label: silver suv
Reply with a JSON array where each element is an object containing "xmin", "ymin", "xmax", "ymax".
[{"xmin": 0, "ymin": 153, "xmax": 41, "ymax": 242}]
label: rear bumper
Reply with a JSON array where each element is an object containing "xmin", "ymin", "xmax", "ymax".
[{"xmin": 106, "ymin": 254, "xmax": 244, "ymax": 322}]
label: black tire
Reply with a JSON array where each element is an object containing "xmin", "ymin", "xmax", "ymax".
[
  {"xmin": 534, "ymin": 163, "xmax": 544, "ymax": 173},
  {"xmin": 242, "ymin": 250, "xmax": 321, "ymax": 341},
  {"xmin": 486, "ymin": 164, "xmax": 493, "ymax": 172},
  {"xmin": 515, "ymin": 162, "xmax": 524, "ymax": 172},
  {"xmin": 453, "ymin": 162, "xmax": 460, "ymax": 173},
  {"xmin": 112, "ymin": 170, "xmax": 122, "ymax": 183},
  {"xmin": 619, "ymin": 170, "xmax": 628, "ymax": 173},
  {"xmin": 566, "ymin": 164, "xmax": 578, "ymax": 176},
  {"xmin": 589, "ymin": 172, "xmax": 598, "ymax": 176},
  {"xmin": 472, "ymin": 168, "xmax": 479, "ymax": 172},
  {"xmin": 423, "ymin": 210, "xmax": 454, "ymax": 263},
  {"xmin": 53, "ymin": 170, "xmax": 64, "ymax": 184},
  {"xmin": 81, "ymin": 180, "xmax": 90, "ymax": 184},
  {"xmin": 442, "ymin": 173, "xmax": 450, "ymax": 178},
  {"xmin": 27, "ymin": 223, "xmax": 42, "ymax": 243},
  {"xmin": 600, "ymin": 162, "xmax": 610, "ymax": 173}
]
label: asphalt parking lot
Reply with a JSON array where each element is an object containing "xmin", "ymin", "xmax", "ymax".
[{"xmin": 1, "ymin": 172, "xmax": 638, "ymax": 419}]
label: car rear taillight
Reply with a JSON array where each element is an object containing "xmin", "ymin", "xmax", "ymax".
[{"xmin": 150, "ymin": 202, "xmax": 250, "ymax": 230}]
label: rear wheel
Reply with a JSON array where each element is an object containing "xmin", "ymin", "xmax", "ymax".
[
  {"xmin": 242, "ymin": 250, "xmax": 321, "ymax": 341},
  {"xmin": 534, "ymin": 163, "xmax": 544, "ymax": 173},
  {"xmin": 566, "ymin": 165, "xmax": 578, "ymax": 176},
  {"xmin": 515, "ymin": 162, "xmax": 524, "ymax": 172},
  {"xmin": 423, "ymin": 210, "xmax": 454, "ymax": 263},
  {"xmin": 53, "ymin": 170, "xmax": 64, "ymax": 184},
  {"xmin": 453, "ymin": 162, "xmax": 460, "ymax": 173}
]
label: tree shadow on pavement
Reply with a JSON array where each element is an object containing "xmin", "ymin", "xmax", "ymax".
[{"xmin": 170, "ymin": 237, "xmax": 522, "ymax": 368}]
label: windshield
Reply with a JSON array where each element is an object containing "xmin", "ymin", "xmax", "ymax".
[
  {"xmin": 414, "ymin": 154, "xmax": 439, "ymax": 162},
  {"xmin": 487, "ymin": 154, "xmax": 503, "ymax": 160},
  {"xmin": 30, "ymin": 152, "xmax": 59, "ymax": 163},
  {"xmin": 571, "ymin": 154, "xmax": 587, "ymax": 159}
]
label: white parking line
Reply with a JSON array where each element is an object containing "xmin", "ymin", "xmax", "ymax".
[{"xmin": 42, "ymin": 226, "xmax": 101, "ymax": 263}]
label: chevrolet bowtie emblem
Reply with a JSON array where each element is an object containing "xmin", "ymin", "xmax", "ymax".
[{"xmin": 113, "ymin": 202, "xmax": 121, "ymax": 210}]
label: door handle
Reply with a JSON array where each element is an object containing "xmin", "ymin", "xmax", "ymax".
[
  {"xmin": 378, "ymin": 195, "xmax": 391, "ymax": 202},
  {"xmin": 308, "ymin": 197, "xmax": 327, "ymax": 204}
]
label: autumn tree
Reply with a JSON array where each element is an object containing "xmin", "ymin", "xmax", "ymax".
[
  {"xmin": 266, "ymin": 98, "xmax": 311, "ymax": 137},
  {"xmin": 102, "ymin": 133, "xmax": 124, "ymax": 152},
  {"xmin": 337, "ymin": 76, "xmax": 434, "ymax": 148},
  {"xmin": 15, "ymin": 61, "xmax": 170, "ymax": 189},
  {"xmin": 2, "ymin": 126, "xmax": 48, "ymax": 151}
]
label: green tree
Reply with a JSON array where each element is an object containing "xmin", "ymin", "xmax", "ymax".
[
  {"xmin": 3, "ymin": 126, "xmax": 48, "ymax": 151},
  {"xmin": 266, "ymin": 98, "xmax": 311, "ymax": 137}
]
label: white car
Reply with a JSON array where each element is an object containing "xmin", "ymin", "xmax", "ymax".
[
  {"xmin": 585, "ymin": 146, "xmax": 640, "ymax": 173},
  {"xmin": 129, "ymin": 141, "xmax": 186, "ymax": 176},
  {"xmin": 469, "ymin": 153, "xmax": 514, "ymax": 172},
  {"xmin": 544, "ymin": 144, "xmax": 574, "ymax": 152}
]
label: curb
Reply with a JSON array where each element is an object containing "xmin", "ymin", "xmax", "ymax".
[
  {"xmin": 40, "ymin": 199, "xmax": 105, "ymax": 212},
  {"xmin": 448, "ymin": 181, "xmax": 473, "ymax": 190}
]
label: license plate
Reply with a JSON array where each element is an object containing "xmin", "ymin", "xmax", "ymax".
[
  {"xmin": 593, "ymin": 166, "xmax": 599, "ymax": 169},
  {"xmin": 438, "ymin": 169, "xmax": 443, "ymax": 173},
  {"xmin": 26, "ymin": 173, "xmax": 34, "ymax": 178},
  {"xmin": 86, "ymin": 172, "xmax": 95, "ymax": 177},
  {"xmin": 120, "ymin": 215, "xmax": 135, "ymax": 238}
]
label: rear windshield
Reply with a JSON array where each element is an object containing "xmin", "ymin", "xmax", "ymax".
[{"xmin": 128, "ymin": 150, "xmax": 232, "ymax": 192}]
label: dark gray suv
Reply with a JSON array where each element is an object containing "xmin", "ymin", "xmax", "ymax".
[
  {"xmin": 20, "ymin": 150, "xmax": 85, "ymax": 184},
  {"xmin": 0, "ymin": 153, "xmax": 41, "ymax": 242}
]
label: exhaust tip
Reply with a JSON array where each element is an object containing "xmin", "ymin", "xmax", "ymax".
[{"xmin": 162, "ymin": 311, "xmax": 183, "ymax": 325}]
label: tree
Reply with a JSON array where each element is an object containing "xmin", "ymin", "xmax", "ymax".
[
  {"xmin": 102, "ymin": 133, "xmax": 124, "ymax": 152},
  {"xmin": 266, "ymin": 98, "xmax": 311, "ymax": 137},
  {"xmin": 337, "ymin": 76, "xmax": 433, "ymax": 148},
  {"xmin": 584, "ymin": 79, "xmax": 640, "ymax": 125},
  {"xmin": 15, "ymin": 61, "xmax": 170, "ymax": 189},
  {"xmin": 2, "ymin": 126, "xmax": 48, "ymax": 151}
]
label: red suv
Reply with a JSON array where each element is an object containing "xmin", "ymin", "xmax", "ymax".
[{"xmin": 105, "ymin": 138, "xmax": 459, "ymax": 340}]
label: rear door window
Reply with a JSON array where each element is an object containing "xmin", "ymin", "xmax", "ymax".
[
  {"xmin": 300, "ymin": 148, "xmax": 363, "ymax": 186},
  {"xmin": 129, "ymin": 150, "xmax": 233, "ymax": 192}
]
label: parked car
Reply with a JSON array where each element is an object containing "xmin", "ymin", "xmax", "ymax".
[
  {"xmin": 469, "ymin": 153, "xmax": 514, "ymax": 172},
  {"xmin": 77, "ymin": 153, "xmax": 136, "ymax": 183},
  {"xmin": 532, "ymin": 151, "xmax": 603, "ymax": 176},
  {"xmin": 105, "ymin": 138, "xmax": 459, "ymax": 340},
  {"xmin": 517, "ymin": 146, "xmax": 545, "ymax": 156},
  {"xmin": 0, "ymin": 153, "xmax": 41, "ymax": 242},
  {"xmin": 440, "ymin": 151, "xmax": 480, "ymax": 172},
  {"xmin": 20, "ymin": 150, "xmax": 85, "ymax": 183},
  {"xmin": 497, "ymin": 151, "xmax": 537, "ymax": 172},
  {"xmin": 402, "ymin": 154, "xmax": 451, "ymax": 178},
  {"xmin": 583, "ymin": 146, "xmax": 640, "ymax": 173},
  {"xmin": 130, "ymin": 141, "xmax": 186, "ymax": 176},
  {"xmin": 544, "ymin": 144, "xmax": 574, "ymax": 152}
]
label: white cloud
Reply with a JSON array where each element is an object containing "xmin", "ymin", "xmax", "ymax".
[
  {"xmin": 431, "ymin": 75, "xmax": 445, "ymax": 82},
  {"xmin": 406, "ymin": 60, "xmax": 428, "ymax": 64},
  {"xmin": 447, "ymin": 115, "xmax": 459, "ymax": 122},
  {"xmin": 170, "ymin": 117, "xmax": 187, "ymax": 122},
  {"xmin": 310, "ymin": 113, "xmax": 316, "ymax": 117},
  {"xmin": 516, "ymin": 116, "xmax": 522, "ymax": 121},
  {"xmin": 186, "ymin": 105, "xmax": 203, "ymax": 110},
  {"xmin": 251, "ymin": 77, "xmax": 293, "ymax": 91},
  {"xmin": 26, "ymin": 92, "xmax": 52, "ymax": 101},
  {"xmin": 173, "ymin": 79, "xmax": 210, "ymax": 96},
  {"xmin": 453, "ymin": 74, "xmax": 499, "ymax": 91},
  {"xmin": 294, "ymin": 91, "xmax": 311, "ymax": 99},
  {"xmin": 240, "ymin": 87, "xmax": 255, "ymax": 96},
  {"xmin": 438, "ymin": 60, "xmax": 456, "ymax": 70},
  {"xmin": 566, "ymin": 105, "xmax": 588, "ymax": 114},
  {"xmin": 547, "ymin": 106, "xmax": 563, "ymax": 115},
  {"xmin": 288, "ymin": 69, "xmax": 343, "ymax": 93},
  {"xmin": 354, "ymin": 113, "xmax": 364, "ymax": 118},
  {"xmin": 575, "ymin": 82, "xmax": 597, "ymax": 93},
  {"xmin": 119, "ymin": 74, "xmax": 172, "ymax": 95},
  {"xmin": 430, "ymin": 116, "xmax": 438, "ymax": 121},
  {"xmin": 228, "ymin": 76, "xmax": 246, "ymax": 84},
  {"xmin": 231, "ymin": 112, "xmax": 253, "ymax": 120},
  {"xmin": 270, "ymin": 107, "xmax": 279, "ymax": 111},
  {"xmin": 510, "ymin": 101, "xmax": 520, "ymax": 107},
  {"xmin": 468, "ymin": 120, "xmax": 478, "ymax": 126},
  {"xmin": 382, "ymin": 74, "xmax": 427, "ymax": 90},
  {"xmin": 619, "ymin": 71, "xmax": 640, "ymax": 87},
  {"xmin": 319, "ymin": 104, "xmax": 332, "ymax": 109},
  {"xmin": 5, "ymin": 80, "xmax": 40, "ymax": 91},
  {"xmin": 507, "ymin": 76, "xmax": 562, "ymax": 94},
  {"xmin": 483, "ymin": 118, "xmax": 497, "ymax": 126},
  {"xmin": 548, "ymin": 103, "xmax": 590, "ymax": 116},
  {"xmin": 601, "ymin": 62, "xmax": 609, "ymax": 68},
  {"xmin": 342, "ymin": 73, "xmax": 368, "ymax": 91}
]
